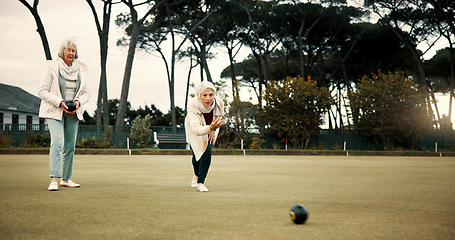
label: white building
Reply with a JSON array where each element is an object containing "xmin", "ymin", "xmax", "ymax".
[{"xmin": 0, "ymin": 83, "xmax": 43, "ymax": 130}]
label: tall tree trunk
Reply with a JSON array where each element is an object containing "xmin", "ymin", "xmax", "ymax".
[
  {"xmin": 441, "ymin": 33, "xmax": 455, "ymax": 126},
  {"xmin": 191, "ymin": 39, "xmax": 213, "ymax": 83},
  {"xmin": 116, "ymin": 3, "xmax": 139, "ymax": 127},
  {"xmin": 200, "ymin": 31, "xmax": 213, "ymax": 82},
  {"xmin": 100, "ymin": 2, "xmax": 112, "ymax": 128},
  {"xmin": 169, "ymin": 29, "xmax": 176, "ymax": 133},
  {"xmin": 116, "ymin": 20, "xmax": 139, "ymax": 127},
  {"xmin": 449, "ymin": 79, "xmax": 453, "ymax": 125},
  {"xmin": 19, "ymin": 0, "xmax": 52, "ymax": 60},
  {"xmin": 252, "ymin": 53, "xmax": 264, "ymax": 109},
  {"xmin": 227, "ymin": 47, "xmax": 242, "ymax": 133},
  {"xmin": 228, "ymin": 48, "xmax": 240, "ymax": 101},
  {"xmin": 199, "ymin": 59, "xmax": 204, "ymax": 82},
  {"xmin": 184, "ymin": 57, "xmax": 194, "ymax": 112},
  {"xmin": 297, "ymin": 17, "xmax": 305, "ymax": 78},
  {"xmin": 200, "ymin": 54, "xmax": 213, "ymax": 82},
  {"xmin": 449, "ymin": 48, "xmax": 455, "ymax": 123},
  {"xmin": 86, "ymin": 0, "xmax": 113, "ymax": 128},
  {"xmin": 337, "ymin": 84, "xmax": 344, "ymax": 129},
  {"xmin": 96, "ymin": 85, "xmax": 103, "ymax": 127}
]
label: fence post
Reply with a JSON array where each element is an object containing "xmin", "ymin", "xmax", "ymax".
[
  {"xmin": 241, "ymin": 139, "xmax": 245, "ymax": 156},
  {"xmin": 127, "ymin": 137, "xmax": 131, "ymax": 155}
]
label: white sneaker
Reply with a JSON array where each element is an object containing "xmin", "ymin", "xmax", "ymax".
[
  {"xmin": 197, "ymin": 185, "xmax": 208, "ymax": 192},
  {"xmin": 191, "ymin": 179, "xmax": 198, "ymax": 188},
  {"xmin": 60, "ymin": 180, "xmax": 80, "ymax": 188},
  {"xmin": 48, "ymin": 182, "xmax": 58, "ymax": 191}
]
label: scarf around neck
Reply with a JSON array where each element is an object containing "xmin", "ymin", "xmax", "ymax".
[
  {"xmin": 58, "ymin": 57, "xmax": 79, "ymax": 80},
  {"xmin": 191, "ymin": 96, "xmax": 224, "ymax": 117}
]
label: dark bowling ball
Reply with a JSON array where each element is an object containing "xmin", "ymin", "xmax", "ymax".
[
  {"xmin": 290, "ymin": 204, "xmax": 308, "ymax": 224},
  {"xmin": 66, "ymin": 101, "xmax": 77, "ymax": 112}
]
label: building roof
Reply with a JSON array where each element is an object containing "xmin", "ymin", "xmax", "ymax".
[{"xmin": 0, "ymin": 83, "xmax": 41, "ymax": 114}]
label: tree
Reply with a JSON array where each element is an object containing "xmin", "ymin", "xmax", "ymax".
[
  {"xmin": 86, "ymin": 0, "xmax": 119, "ymax": 128},
  {"xmin": 19, "ymin": 0, "xmax": 52, "ymax": 60},
  {"xmin": 427, "ymin": 0, "xmax": 455, "ymax": 36},
  {"xmin": 426, "ymin": 1, "xmax": 455, "ymax": 123},
  {"xmin": 115, "ymin": 0, "xmax": 169, "ymax": 127},
  {"xmin": 321, "ymin": 22, "xmax": 413, "ymax": 130},
  {"xmin": 348, "ymin": 71, "xmax": 431, "ymax": 150},
  {"xmin": 134, "ymin": 1, "xmax": 198, "ymax": 132},
  {"xmin": 181, "ymin": 0, "xmax": 226, "ymax": 83},
  {"xmin": 238, "ymin": 0, "xmax": 283, "ymax": 108},
  {"xmin": 369, "ymin": 0, "xmax": 442, "ymax": 129},
  {"xmin": 286, "ymin": 2, "xmax": 324, "ymax": 78},
  {"xmin": 258, "ymin": 76, "xmax": 333, "ymax": 149},
  {"xmin": 135, "ymin": 1, "xmax": 184, "ymax": 133},
  {"xmin": 296, "ymin": 4, "xmax": 363, "ymax": 130},
  {"xmin": 426, "ymin": 48, "xmax": 455, "ymax": 126},
  {"xmin": 212, "ymin": 1, "xmax": 247, "ymax": 104}
]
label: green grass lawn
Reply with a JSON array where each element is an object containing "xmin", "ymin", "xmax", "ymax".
[{"xmin": 0, "ymin": 155, "xmax": 454, "ymax": 240}]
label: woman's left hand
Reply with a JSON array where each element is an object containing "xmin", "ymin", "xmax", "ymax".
[
  {"xmin": 208, "ymin": 118, "xmax": 225, "ymax": 144},
  {"xmin": 74, "ymin": 100, "xmax": 80, "ymax": 110},
  {"xmin": 208, "ymin": 131, "xmax": 216, "ymax": 144}
]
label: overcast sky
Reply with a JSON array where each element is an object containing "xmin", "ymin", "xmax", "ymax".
[{"xmin": 0, "ymin": 0, "xmax": 453, "ymax": 126}]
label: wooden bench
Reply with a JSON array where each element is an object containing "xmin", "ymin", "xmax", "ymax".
[{"xmin": 153, "ymin": 132, "xmax": 188, "ymax": 149}]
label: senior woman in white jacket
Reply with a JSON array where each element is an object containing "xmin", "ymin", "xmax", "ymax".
[
  {"xmin": 38, "ymin": 39, "xmax": 90, "ymax": 191},
  {"xmin": 185, "ymin": 81, "xmax": 225, "ymax": 192}
]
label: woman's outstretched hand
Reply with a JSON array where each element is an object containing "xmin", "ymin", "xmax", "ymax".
[
  {"xmin": 208, "ymin": 118, "xmax": 225, "ymax": 144},
  {"xmin": 209, "ymin": 117, "xmax": 225, "ymax": 131}
]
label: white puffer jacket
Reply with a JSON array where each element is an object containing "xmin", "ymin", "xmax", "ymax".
[
  {"xmin": 38, "ymin": 60, "xmax": 90, "ymax": 120},
  {"xmin": 185, "ymin": 97, "xmax": 224, "ymax": 161}
]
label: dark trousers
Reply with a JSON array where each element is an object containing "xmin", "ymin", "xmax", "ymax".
[{"xmin": 192, "ymin": 144, "xmax": 212, "ymax": 184}]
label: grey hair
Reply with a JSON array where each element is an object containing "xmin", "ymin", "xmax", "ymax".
[{"xmin": 57, "ymin": 39, "xmax": 78, "ymax": 59}]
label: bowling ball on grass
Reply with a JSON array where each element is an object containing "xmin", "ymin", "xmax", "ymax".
[{"xmin": 290, "ymin": 204, "xmax": 308, "ymax": 224}]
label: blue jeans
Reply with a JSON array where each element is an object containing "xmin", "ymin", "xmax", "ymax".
[
  {"xmin": 47, "ymin": 113, "xmax": 79, "ymax": 180},
  {"xmin": 192, "ymin": 144, "xmax": 212, "ymax": 184}
]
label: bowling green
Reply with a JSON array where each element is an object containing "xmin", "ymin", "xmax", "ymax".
[{"xmin": 0, "ymin": 155, "xmax": 453, "ymax": 239}]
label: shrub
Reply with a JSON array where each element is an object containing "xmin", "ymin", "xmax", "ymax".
[
  {"xmin": 249, "ymin": 136, "xmax": 265, "ymax": 149},
  {"xmin": 259, "ymin": 76, "xmax": 333, "ymax": 149},
  {"xmin": 23, "ymin": 131, "xmax": 50, "ymax": 148},
  {"xmin": 272, "ymin": 142, "xmax": 281, "ymax": 150},
  {"xmin": 0, "ymin": 133, "xmax": 13, "ymax": 147},
  {"xmin": 348, "ymin": 71, "xmax": 431, "ymax": 150},
  {"xmin": 77, "ymin": 136, "xmax": 111, "ymax": 149},
  {"xmin": 130, "ymin": 114, "xmax": 152, "ymax": 148}
]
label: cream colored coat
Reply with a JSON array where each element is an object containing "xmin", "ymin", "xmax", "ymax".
[
  {"xmin": 185, "ymin": 97, "xmax": 224, "ymax": 161},
  {"xmin": 38, "ymin": 60, "xmax": 90, "ymax": 121}
]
